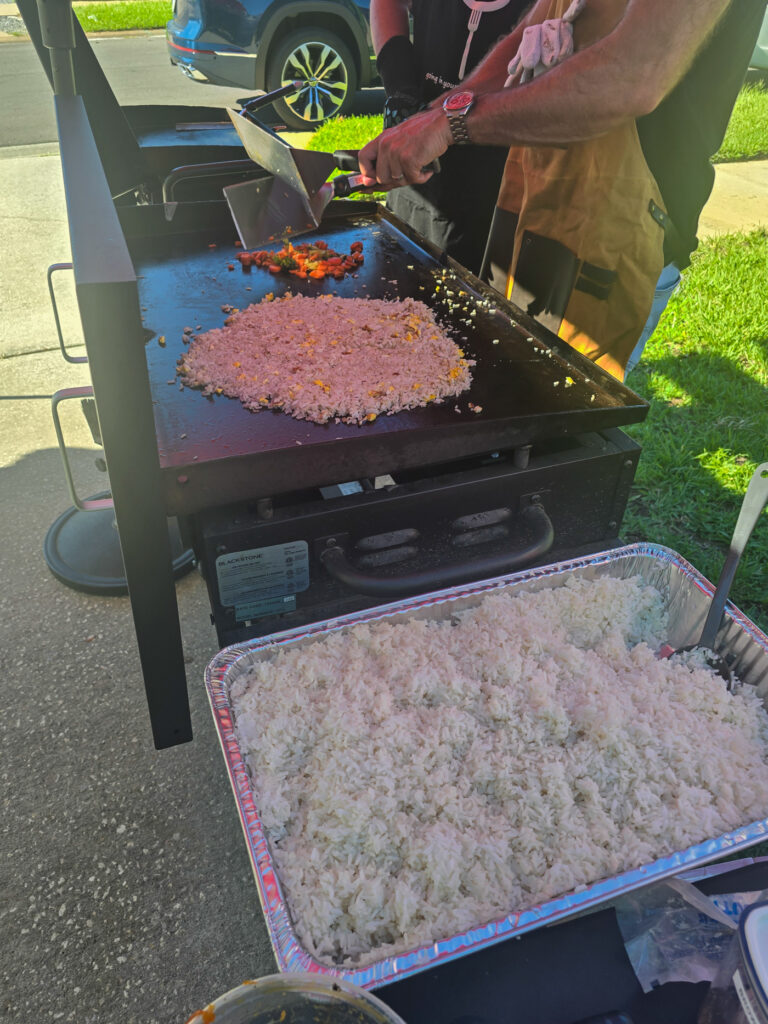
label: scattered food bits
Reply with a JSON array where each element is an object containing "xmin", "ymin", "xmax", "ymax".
[
  {"xmin": 208, "ymin": 243, "xmax": 217, "ymax": 249},
  {"xmin": 158, "ymin": 336, "xmax": 166, "ymax": 346},
  {"xmin": 237, "ymin": 239, "xmax": 364, "ymax": 281},
  {"xmin": 227, "ymin": 264, "xmax": 235, "ymax": 271}
]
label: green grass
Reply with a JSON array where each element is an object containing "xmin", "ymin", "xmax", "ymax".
[
  {"xmin": 74, "ymin": 0, "xmax": 172, "ymax": 33},
  {"xmin": 308, "ymin": 115, "xmax": 386, "ymax": 201},
  {"xmin": 622, "ymin": 228, "xmax": 768, "ymax": 630},
  {"xmin": 714, "ymin": 81, "xmax": 768, "ymax": 162},
  {"xmin": 308, "ymin": 115, "xmax": 384, "ymax": 153}
]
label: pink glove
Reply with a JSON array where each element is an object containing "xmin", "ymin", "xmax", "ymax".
[{"xmin": 505, "ymin": 0, "xmax": 586, "ymax": 86}]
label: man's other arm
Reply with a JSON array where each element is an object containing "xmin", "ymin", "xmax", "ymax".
[{"xmin": 371, "ymin": 0, "xmax": 411, "ymax": 54}]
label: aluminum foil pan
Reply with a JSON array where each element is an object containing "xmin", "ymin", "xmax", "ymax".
[{"xmin": 205, "ymin": 542, "xmax": 768, "ymax": 990}]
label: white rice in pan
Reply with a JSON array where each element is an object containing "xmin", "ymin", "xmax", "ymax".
[
  {"xmin": 231, "ymin": 575, "xmax": 768, "ymax": 965},
  {"xmin": 179, "ymin": 293, "xmax": 473, "ymax": 425}
]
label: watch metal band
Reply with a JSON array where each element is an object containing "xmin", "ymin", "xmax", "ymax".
[{"xmin": 449, "ymin": 113, "xmax": 472, "ymax": 145}]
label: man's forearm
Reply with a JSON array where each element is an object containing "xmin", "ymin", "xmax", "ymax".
[
  {"xmin": 371, "ymin": 0, "xmax": 411, "ymax": 54},
  {"xmin": 464, "ymin": 0, "xmax": 733, "ymax": 146}
]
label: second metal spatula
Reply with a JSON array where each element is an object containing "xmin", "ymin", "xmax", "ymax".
[{"xmin": 224, "ymin": 165, "xmax": 367, "ymax": 250}]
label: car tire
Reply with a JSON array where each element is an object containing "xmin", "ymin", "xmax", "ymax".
[{"xmin": 266, "ymin": 28, "xmax": 358, "ymax": 130}]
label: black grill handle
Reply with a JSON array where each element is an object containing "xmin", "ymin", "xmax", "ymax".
[{"xmin": 319, "ymin": 503, "xmax": 554, "ymax": 599}]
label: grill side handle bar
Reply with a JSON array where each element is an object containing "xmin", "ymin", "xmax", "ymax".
[
  {"xmin": 320, "ymin": 502, "xmax": 555, "ymax": 598},
  {"xmin": 50, "ymin": 385, "xmax": 113, "ymax": 511},
  {"xmin": 48, "ymin": 263, "xmax": 88, "ymax": 364}
]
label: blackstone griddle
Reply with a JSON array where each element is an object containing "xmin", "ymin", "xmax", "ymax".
[
  {"xmin": 125, "ymin": 200, "xmax": 646, "ymax": 516},
  {"xmin": 108, "ymin": 197, "xmax": 646, "ymax": 654}
]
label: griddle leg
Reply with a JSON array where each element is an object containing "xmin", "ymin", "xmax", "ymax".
[
  {"xmin": 76, "ymin": 280, "xmax": 193, "ymax": 750},
  {"xmin": 120, "ymin": 514, "xmax": 193, "ymax": 750}
]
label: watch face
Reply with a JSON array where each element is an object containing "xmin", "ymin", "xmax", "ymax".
[{"xmin": 445, "ymin": 90, "xmax": 474, "ymax": 111}]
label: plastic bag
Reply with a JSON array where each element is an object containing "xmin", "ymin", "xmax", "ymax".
[{"xmin": 616, "ymin": 877, "xmax": 768, "ymax": 993}]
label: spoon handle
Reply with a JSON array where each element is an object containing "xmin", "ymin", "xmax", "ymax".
[{"xmin": 700, "ymin": 463, "xmax": 768, "ymax": 650}]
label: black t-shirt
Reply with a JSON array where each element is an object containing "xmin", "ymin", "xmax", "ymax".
[
  {"xmin": 410, "ymin": 0, "xmax": 530, "ymax": 103},
  {"xmin": 637, "ymin": 0, "xmax": 765, "ymax": 268},
  {"xmin": 387, "ymin": 0, "xmax": 529, "ymax": 272}
]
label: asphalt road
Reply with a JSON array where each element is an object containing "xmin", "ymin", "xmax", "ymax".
[{"xmin": 0, "ymin": 33, "xmax": 384, "ymax": 147}]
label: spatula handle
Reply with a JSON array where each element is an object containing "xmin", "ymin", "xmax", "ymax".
[
  {"xmin": 332, "ymin": 174, "xmax": 368, "ymax": 198},
  {"xmin": 332, "ymin": 150, "xmax": 442, "ymax": 175},
  {"xmin": 333, "ymin": 150, "xmax": 361, "ymax": 171},
  {"xmin": 699, "ymin": 462, "xmax": 768, "ymax": 649}
]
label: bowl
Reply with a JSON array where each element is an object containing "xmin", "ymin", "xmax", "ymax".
[{"xmin": 184, "ymin": 972, "xmax": 408, "ymax": 1024}]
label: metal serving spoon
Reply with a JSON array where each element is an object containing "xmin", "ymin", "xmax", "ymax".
[{"xmin": 662, "ymin": 462, "xmax": 768, "ymax": 686}]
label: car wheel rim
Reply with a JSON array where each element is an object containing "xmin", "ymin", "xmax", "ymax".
[{"xmin": 280, "ymin": 42, "xmax": 349, "ymax": 123}]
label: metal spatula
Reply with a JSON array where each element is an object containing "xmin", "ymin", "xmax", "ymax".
[
  {"xmin": 662, "ymin": 462, "xmax": 768, "ymax": 684},
  {"xmin": 226, "ymin": 105, "xmax": 361, "ymax": 196},
  {"xmin": 223, "ymin": 102, "xmax": 367, "ymax": 247},
  {"xmin": 224, "ymin": 164, "xmax": 367, "ymax": 250}
]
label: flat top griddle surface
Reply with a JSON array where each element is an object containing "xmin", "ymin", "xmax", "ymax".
[{"xmin": 131, "ymin": 205, "xmax": 646, "ymax": 511}]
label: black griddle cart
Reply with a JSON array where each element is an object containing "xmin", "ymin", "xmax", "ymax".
[{"xmin": 21, "ymin": 0, "xmax": 649, "ymax": 752}]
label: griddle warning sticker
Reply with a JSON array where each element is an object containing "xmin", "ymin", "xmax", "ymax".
[{"xmin": 216, "ymin": 541, "xmax": 309, "ymax": 622}]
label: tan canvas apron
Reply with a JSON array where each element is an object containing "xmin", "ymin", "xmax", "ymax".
[{"xmin": 483, "ymin": 0, "xmax": 667, "ymax": 380}]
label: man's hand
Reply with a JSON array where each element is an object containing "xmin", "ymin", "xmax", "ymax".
[{"xmin": 358, "ymin": 107, "xmax": 453, "ymax": 188}]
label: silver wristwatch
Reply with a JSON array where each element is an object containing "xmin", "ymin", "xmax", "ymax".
[{"xmin": 442, "ymin": 90, "xmax": 475, "ymax": 145}]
